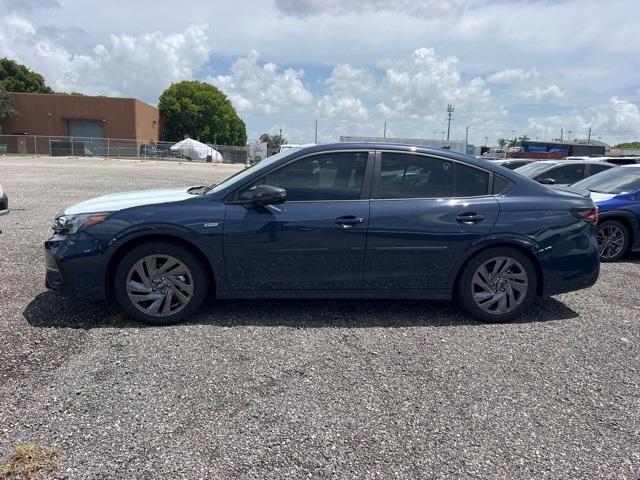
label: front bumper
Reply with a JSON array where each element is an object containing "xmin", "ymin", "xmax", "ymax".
[{"xmin": 44, "ymin": 234, "xmax": 109, "ymax": 300}]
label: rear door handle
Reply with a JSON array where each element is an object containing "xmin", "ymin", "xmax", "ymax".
[
  {"xmin": 335, "ymin": 215, "xmax": 366, "ymax": 228},
  {"xmin": 456, "ymin": 213, "xmax": 485, "ymax": 224}
]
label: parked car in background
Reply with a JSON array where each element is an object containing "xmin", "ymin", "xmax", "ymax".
[
  {"xmin": 481, "ymin": 148, "xmax": 506, "ymax": 160},
  {"xmin": 490, "ymin": 159, "xmax": 537, "ymax": 170},
  {"xmin": 0, "ymin": 184, "xmax": 8, "ymax": 216},
  {"xmin": 566, "ymin": 156, "xmax": 640, "ymax": 166},
  {"xmin": 571, "ymin": 165, "xmax": 640, "ymax": 261},
  {"xmin": 45, "ymin": 143, "xmax": 599, "ymax": 325},
  {"xmin": 514, "ymin": 160, "xmax": 615, "ymax": 186},
  {"xmin": 279, "ymin": 143, "xmax": 315, "ymax": 153}
]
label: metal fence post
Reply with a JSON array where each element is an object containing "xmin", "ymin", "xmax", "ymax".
[
  {"xmin": 71, "ymin": 137, "xmax": 75, "ymax": 157},
  {"xmin": 107, "ymin": 138, "xmax": 110, "ymax": 158},
  {"xmin": 33, "ymin": 135, "xmax": 37, "ymax": 156}
]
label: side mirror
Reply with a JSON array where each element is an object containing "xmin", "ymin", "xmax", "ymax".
[
  {"xmin": 248, "ymin": 184, "xmax": 286, "ymax": 207},
  {"xmin": 539, "ymin": 177, "xmax": 556, "ymax": 185}
]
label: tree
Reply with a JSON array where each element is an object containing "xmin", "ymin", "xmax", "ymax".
[
  {"xmin": 0, "ymin": 58, "xmax": 53, "ymax": 93},
  {"xmin": 0, "ymin": 86, "xmax": 19, "ymax": 133},
  {"xmin": 158, "ymin": 81, "xmax": 247, "ymax": 145},
  {"xmin": 497, "ymin": 138, "xmax": 508, "ymax": 148},
  {"xmin": 259, "ymin": 133, "xmax": 287, "ymax": 150},
  {"xmin": 614, "ymin": 141, "xmax": 640, "ymax": 149}
]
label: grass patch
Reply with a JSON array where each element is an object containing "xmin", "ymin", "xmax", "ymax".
[{"xmin": 0, "ymin": 443, "xmax": 58, "ymax": 479}]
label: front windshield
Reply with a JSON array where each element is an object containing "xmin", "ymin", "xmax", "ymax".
[
  {"xmin": 207, "ymin": 148, "xmax": 301, "ymax": 194},
  {"xmin": 513, "ymin": 162, "xmax": 555, "ymax": 177},
  {"xmin": 573, "ymin": 166, "xmax": 640, "ymax": 194}
]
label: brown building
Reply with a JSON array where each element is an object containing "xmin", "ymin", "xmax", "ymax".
[{"xmin": 1, "ymin": 92, "xmax": 159, "ymax": 141}]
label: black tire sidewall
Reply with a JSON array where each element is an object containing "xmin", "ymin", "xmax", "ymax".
[
  {"xmin": 597, "ymin": 220, "xmax": 629, "ymax": 262},
  {"xmin": 114, "ymin": 242, "xmax": 208, "ymax": 325},
  {"xmin": 457, "ymin": 247, "xmax": 537, "ymax": 323}
]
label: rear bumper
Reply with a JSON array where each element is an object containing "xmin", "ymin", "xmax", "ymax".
[
  {"xmin": 537, "ymin": 227, "xmax": 600, "ymax": 296},
  {"xmin": 44, "ymin": 235, "xmax": 109, "ymax": 300}
]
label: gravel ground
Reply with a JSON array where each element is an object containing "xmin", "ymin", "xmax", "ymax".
[{"xmin": 0, "ymin": 156, "xmax": 639, "ymax": 479}]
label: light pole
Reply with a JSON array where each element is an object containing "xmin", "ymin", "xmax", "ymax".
[{"xmin": 446, "ymin": 104, "xmax": 455, "ymax": 141}]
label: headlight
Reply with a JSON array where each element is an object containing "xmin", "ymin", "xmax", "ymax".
[{"xmin": 53, "ymin": 212, "xmax": 112, "ymax": 234}]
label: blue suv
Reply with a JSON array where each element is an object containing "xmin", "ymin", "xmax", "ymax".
[
  {"xmin": 572, "ymin": 165, "xmax": 640, "ymax": 261},
  {"xmin": 45, "ymin": 143, "xmax": 600, "ymax": 325}
]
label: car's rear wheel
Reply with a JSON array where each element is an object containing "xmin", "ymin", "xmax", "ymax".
[
  {"xmin": 114, "ymin": 242, "xmax": 208, "ymax": 325},
  {"xmin": 457, "ymin": 247, "xmax": 537, "ymax": 323},
  {"xmin": 597, "ymin": 220, "xmax": 628, "ymax": 262}
]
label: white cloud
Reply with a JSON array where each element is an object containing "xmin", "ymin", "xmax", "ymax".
[
  {"xmin": 316, "ymin": 94, "xmax": 368, "ymax": 122},
  {"xmin": 211, "ymin": 49, "xmax": 313, "ymax": 115},
  {"xmin": 527, "ymin": 97, "xmax": 640, "ymax": 142},
  {"xmin": 486, "ymin": 68, "xmax": 538, "ymax": 84},
  {"xmin": 375, "ymin": 47, "xmax": 496, "ymax": 122},
  {"xmin": 520, "ymin": 84, "xmax": 566, "ymax": 102},
  {"xmin": 274, "ymin": 0, "xmax": 464, "ymax": 17},
  {"xmin": 326, "ymin": 64, "xmax": 376, "ymax": 94},
  {"xmin": 0, "ymin": 14, "xmax": 211, "ymax": 102}
]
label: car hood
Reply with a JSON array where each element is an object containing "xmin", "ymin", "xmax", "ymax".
[
  {"xmin": 590, "ymin": 192, "xmax": 618, "ymax": 203},
  {"xmin": 64, "ymin": 187, "xmax": 196, "ymax": 215}
]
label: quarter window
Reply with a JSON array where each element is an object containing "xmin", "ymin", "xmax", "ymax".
[{"xmin": 239, "ymin": 152, "xmax": 368, "ymax": 201}]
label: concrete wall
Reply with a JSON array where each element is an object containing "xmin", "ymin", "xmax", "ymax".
[{"xmin": 0, "ymin": 92, "xmax": 159, "ymax": 141}]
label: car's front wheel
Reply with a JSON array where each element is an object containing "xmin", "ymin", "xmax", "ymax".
[
  {"xmin": 456, "ymin": 247, "xmax": 537, "ymax": 323},
  {"xmin": 114, "ymin": 241, "xmax": 208, "ymax": 325},
  {"xmin": 597, "ymin": 219, "xmax": 629, "ymax": 262}
]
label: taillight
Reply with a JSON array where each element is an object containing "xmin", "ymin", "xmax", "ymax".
[{"xmin": 571, "ymin": 206, "xmax": 598, "ymax": 225}]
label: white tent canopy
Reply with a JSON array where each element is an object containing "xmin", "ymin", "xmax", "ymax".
[{"xmin": 170, "ymin": 138, "xmax": 223, "ymax": 162}]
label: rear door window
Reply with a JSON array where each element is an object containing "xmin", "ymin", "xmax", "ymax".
[
  {"xmin": 454, "ymin": 163, "xmax": 490, "ymax": 197},
  {"xmin": 376, "ymin": 153, "xmax": 453, "ymax": 199}
]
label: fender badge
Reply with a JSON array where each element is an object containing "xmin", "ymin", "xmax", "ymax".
[{"xmin": 203, "ymin": 222, "xmax": 220, "ymax": 228}]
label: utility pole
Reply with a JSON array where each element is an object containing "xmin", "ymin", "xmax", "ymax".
[
  {"xmin": 485, "ymin": 136, "xmax": 488, "ymax": 146},
  {"xmin": 441, "ymin": 131, "xmax": 445, "ymax": 140},
  {"xmin": 568, "ymin": 130, "xmax": 572, "ymax": 141},
  {"xmin": 446, "ymin": 104, "xmax": 455, "ymax": 141},
  {"xmin": 464, "ymin": 125, "xmax": 469, "ymax": 150},
  {"xmin": 279, "ymin": 128, "xmax": 282, "ymax": 139},
  {"xmin": 587, "ymin": 127, "xmax": 592, "ymax": 144},
  {"xmin": 383, "ymin": 120, "xmax": 387, "ymax": 139},
  {"xmin": 560, "ymin": 127, "xmax": 563, "ymax": 141},
  {"xmin": 314, "ymin": 119, "xmax": 318, "ymax": 144}
]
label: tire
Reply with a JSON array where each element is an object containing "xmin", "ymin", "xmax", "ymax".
[
  {"xmin": 597, "ymin": 220, "xmax": 629, "ymax": 262},
  {"xmin": 114, "ymin": 241, "xmax": 208, "ymax": 325},
  {"xmin": 456, "ymin": 247, "xmax": 537, "ymax": 323}
]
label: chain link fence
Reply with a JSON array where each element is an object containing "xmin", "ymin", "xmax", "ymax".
[{"xmin": 0, "ymin": 134, "xmax": 277, "ymax": 164}]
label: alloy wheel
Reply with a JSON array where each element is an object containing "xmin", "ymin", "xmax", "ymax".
[
  {"xmin": 471, "ymin": 256, "xmax": 529, "ymax": 315},
  {"xmin": 597, "ymin": 225, "xmax": 625, "ymax": 260},
  {"xmin": 126, "ymin": 254, "xmax": 194, "ymax": 317}
]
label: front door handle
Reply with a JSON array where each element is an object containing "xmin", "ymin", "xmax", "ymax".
[
  {"xmin": 456, "ymin": 213, "xmax": 485, "ymax": 224},
  {"xmin": 335, "ymin": 215, "xmax": 366, "ymax": 228}
]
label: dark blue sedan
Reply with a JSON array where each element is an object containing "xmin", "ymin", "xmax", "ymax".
[
  {"xmin": 45, "ymin": 143, "xmax": 600, "ymax": 325},
  {"xmin": 572, "ymin": 165, "xmax": 640, "ymax": 261}
]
